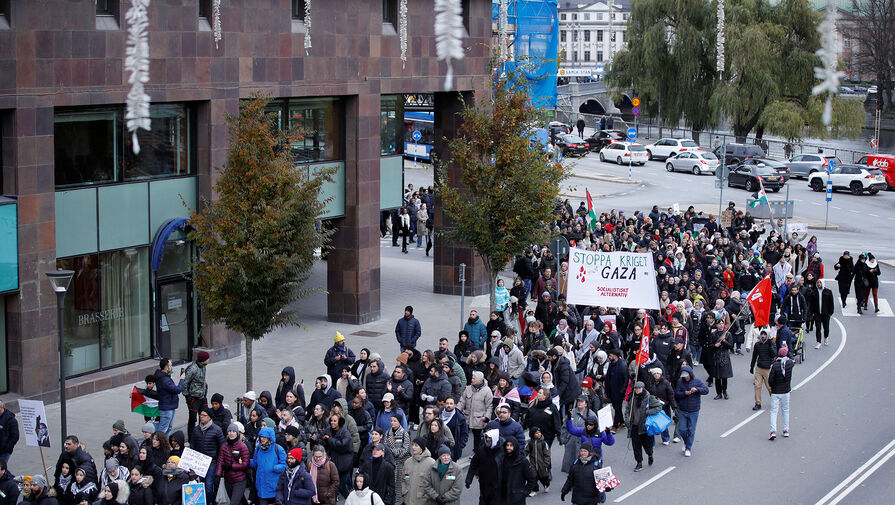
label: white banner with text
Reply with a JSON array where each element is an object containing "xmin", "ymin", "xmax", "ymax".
[{"xmin": 566, "ymin": 250, "xmax": 661, "ymax": 309}]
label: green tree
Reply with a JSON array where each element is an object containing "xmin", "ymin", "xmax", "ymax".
[
  {"xmin": 188, "ymin": 94, "xmax": 332, "ymax": 391},
  {"xmin": 438, "ymin": 76, "xmax": 569, "ymax": 311}
]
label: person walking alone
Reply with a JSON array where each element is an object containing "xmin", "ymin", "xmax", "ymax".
[
  {"xmin": 768, "ymin": 347, "xmax": 794, "ymax": 440},
  {"xmin": 807, "ymin": 279, "xmax": 835, "ymax": 348},
  {"xmin": 833, "ymin": 251, "xmax": 854, "ymax": 307},
  {"xmin": 749, "ymin": 330, "xmax": 776, "ymax": 411},
  {"xmin": 673, "ymin": 366, "xmax": 709, "ymax": 457}
]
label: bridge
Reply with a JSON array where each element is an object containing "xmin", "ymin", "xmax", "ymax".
[{"xmin": 556, "ymin": 81, "xmax": 633, "ymax": 117}]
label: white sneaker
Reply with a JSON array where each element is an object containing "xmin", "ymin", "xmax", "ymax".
[
  {"xmin": 824, "ymin": 339, "xmax": 829, "ymax": 346},
  {"xmin": 684, "ymin": 450, "xmax": 691, "ymax": 457},
  {"xmin": 662, "ymin": 441, "xmax": 669, "ymax": 446},
  {"xmin": 529, "ymin": 491, "xmax": 538, "ymax": 497},
  {"xmin": 544, "ymin": 485, "xmax": 550, "ymax": 493},
  {"xmin": 814, "ymin": 343, "xmax": 822, "ymax": 349},
  {"xmin": 672, "ymin": 437, "xmax": 681, "ymax": 443}
]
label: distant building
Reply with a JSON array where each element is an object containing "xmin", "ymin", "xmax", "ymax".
[{"xmin": 557, "ymin": 0, "xmax": 630, "ymax": 76}]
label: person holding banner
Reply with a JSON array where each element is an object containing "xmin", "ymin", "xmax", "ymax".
[
  {"xmin": 155, "ymin": 456, "xmax": 190, "ymax": 505},
  {"xmin": 0, "ymin": 401, "xmax": 19, "ymax": 467}
]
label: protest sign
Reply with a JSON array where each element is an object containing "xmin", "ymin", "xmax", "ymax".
[
  {"xmin": 597, "ymin": 405, "xmax": 614, "ymax": 432},
  {"xmin": 785, "ymin": 222, "xmax": 807, "ymax": 237},
  {"xmin": 18, "ymin": 400, "xmax": 51, "ymax": 447},
  {"xmin": 182, "ymin": 484, "xmax": 207, "ymax": 505},
  {"xmin": 567, "ymin": 250, "xmax": 661, "ymax": 309},
  {"xmin": 178, "ymin": 447, "xmax": 212, "ymax": 476}
]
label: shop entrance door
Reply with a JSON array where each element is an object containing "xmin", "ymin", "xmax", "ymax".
[{"xmin": 157, "ymin": 279, "xmax": 193, "ymax": 363}]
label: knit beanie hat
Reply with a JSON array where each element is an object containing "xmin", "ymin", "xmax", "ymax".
[
  {"xmin": 112, "ymin": 420, "xmax": 126, "ymax": 432},
  {"xmin": 142, "ymin": 422, "xmax": 155, "ymax": 434},
  {"xmin": 166, "ymin": 455, "xmax": 180, "ymax": 466},
  {"xmin": 288, "ymin": 448, "xmax": 303, "ymax": 461},
  {"xmin": 412, "ymin": 437, "xmax": 427, "ymax": 451},
  {"xmin": 227, "ymin": 423, "xmax": 240, "ymax": 434},
  {"xmin": 211, "ymin": 393, "xmax": 224, "ymax": 404}
]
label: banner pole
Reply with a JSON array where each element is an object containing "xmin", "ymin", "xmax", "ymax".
[{"xmin": 39, "ymin": 445, "xmax": 49, "ymax": 484}]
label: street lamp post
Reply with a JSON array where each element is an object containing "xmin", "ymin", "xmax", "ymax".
[{"xmin": 46, "ymin": 269, "xmax": 74, "ymax": 448}]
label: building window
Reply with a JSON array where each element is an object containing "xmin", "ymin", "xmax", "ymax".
[
  {"xmin": 199, "ymin": 0, "xmax": 210, "ymax": 18},
  {"xmin": 598, "ymin": 51, "xmax": 603, "ymax": 62},
  {"xmin": 58, "ymin": 247, "xmax": 151, "ymax": 377},
  {"xmin": 462, "ymin": 0, "xmax": 471, "ymax": 33},
  {"xmin": 597, "ymin": 30, "xmax": 603, "ymax": 42},
  {"xmin": 573, "ymin": 51, "xmax": 578, "ymax": 61},
  {"xmin": 54, "ymin": 104, "xmax": 194, "ymax": 188},
  {"xmin": 560, "ymin": 31, "xmax": 566, "ymax": 42},
  {"xmin": 573, "ymin": 31, "xmax": 578, "ymax": 42},
  {"xmin": 292, "ymin": 0, "xmax": 306, "ymax": 20},
  {"xmin": 572, "ymin": 13, "xmax": 577, "ymax": 20},
  {"xmin": 584, "ymin": 30, "xmax": 591, "ymax": 42},
  {"xmin": 381, "ymin": 95, "xmax": 404, "ymax": 156},
  {"xmin": 597, "ymin": 13, "xmax": 603, "ymax": 20},
  {"xmin": 266, "ymin": 98, "xmax": 344, "ymax": 163},
  {"xmin": 382, "ymin": 0, "xmax": 397, "ymax": 25},
  {"xmin": 0, "ymin": 0, "xmax": 9, "ymax": 28},
  {"xmin": 583, "ymin": 13, "xmax": 590, "ymax": 20},
  {"xmin": 584, "ymin": 50, "xmax": 591, "ymax": 62},
  {"xmin": 96, "ymin": 0, "xmax": 112, "ymax": 14},
  {"xmin": 560, "ymin": 13, "xmax": 566, "ymax": 20},
  {"xmin": 843, "ymin": 38, "xmax": 851, "ymax": 49}
]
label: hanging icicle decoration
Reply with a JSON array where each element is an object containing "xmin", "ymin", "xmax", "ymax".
[
  {"xmin": 716, "ymin": 0, "xmax": 725, "ymax": 74},
  {"xmin": 304, "ymin": 0, "xmax": 312, "ymax": 55},
  {"xmin": 498, "ymin": 0, "xmax": 508, "ymax": 61},
  {"xmin": 434, "ymin": 0, "xmax": 464, "ymax": 91},
  {"xmin": 213, "ymin": 0, "xmax": 222, "ymax": 49},
  {"xmin": 812, "ymin": 1, "xmax": 845, "ymax": 126},
  {"xmin": 125, "ymin": 0, "xmax": 151, "ymax": 155},
  {"xmin": 399, "ymin": 0, "xmax": 408, "ymax": 68}
]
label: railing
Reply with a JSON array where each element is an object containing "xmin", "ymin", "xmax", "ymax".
[{"xmin": 554, "ymin": 107, "xmax": 868, "ymax": 163}]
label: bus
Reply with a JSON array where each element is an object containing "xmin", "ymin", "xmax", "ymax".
[{"xmin": 404, "ymin": 111, "xmax": 434, "ymax": 162}]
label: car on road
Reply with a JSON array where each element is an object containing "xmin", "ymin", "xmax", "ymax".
[
  {"xmin": 599, "ymin": 141, "xmax": 648, "ymax": 165},
  {"xmin": 547, "ymin": 121, "xmax": 571, "ymax": 137},
  {"xmin": 584, "ymin": 130, "xmax": 625, "ymax": 151},
  {"xmin": 856, "ymin": 153, "xmax": 895, "ymax": 189},
  {"xmin": 809, "ymin": 164, "xmax": 888, "ymax": 195},
  {"xmin": 665, "ymin": 151, "xmax": 721, "ymax": 175},
  {"xmin": 869, "ymin": 85, "xmax": 878, "ymax": 94},
  {"xmin": 554, "ymin": 134, "xmax": 590, "ymax": 157},
  {"xmin": 714, "ymin": 143, "xmax": 766, "ymax": 166},
  {"xmin": 786, "ymin": 154, "xmax": 842, "ymax": 178},
  {"xmin": 646, "ymin": 138, "xmax": 701, "ymax": 160},
  {"xmin": 737, "ymin": 158, "xmax": 791, "ymax": 182},
  {"xmin": 727, "ymin": 163, "xmax": 786, "ymax": 192}
]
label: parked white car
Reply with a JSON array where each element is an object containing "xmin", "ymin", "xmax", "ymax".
[
  {"xmin": 646, "ymin": 138, "xmax": 701, "ymax": 160},
  {"xmin": 808, "ymin": 164, "xmax": 887, "ymax": 195},
  {"xmin": 599, "ymin": 142, "xmax": 649, "ymax": 165},
  {"xmin": 665, "ymin": 151, "xmax": 721, "ymax": 175}
]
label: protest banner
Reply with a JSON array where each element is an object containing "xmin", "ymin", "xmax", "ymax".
[
  {"xmin": 182, "ymin": 484, "xmax": 207, "ymax": 505},
  {"xmin": 597, "ymin": 405, "xmax": 614, "ymax": 432},
  {"xmin": 18, "ymin": 399, "xmax": 51, "ymax": 448},
  {"xmin": 178, "ymin": 447, "xmax": 213, "ymax": 476},
  {"xmin": 567, "ymin": 250, "xmax": 661, "ymax": 309}
]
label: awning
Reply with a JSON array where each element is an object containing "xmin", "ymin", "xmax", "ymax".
[{"xmin": 150, "ymin": 218, "xmax": 192, "ymax": 271}]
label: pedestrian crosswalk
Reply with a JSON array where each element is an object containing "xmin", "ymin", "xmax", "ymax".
[{"xmin": 839, "ymin": 296, "xmax": 894, "ymax": 317}]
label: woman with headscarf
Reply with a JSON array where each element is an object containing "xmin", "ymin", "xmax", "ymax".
[
  {"xmin": 167, "ymin": 431, "xmax": 185, "ymax": 459},
  {"xmin": 384, "ymin": 416, "xmax": 410, "ymax": 504},
  {"xmin": 307, "ymin": 447, "xmax": 339, "ymax": 505},
  {"xmin": 55, "ymin": 462, "xmax": 75, "ymax": 505},
  {"xmin": 343, "ymin": 472, "xmax": 385, "ymax": 505},
  {"xmin": 69, "ymin": 465, "xmax": 100, "ymax": 505},
  {"xmin": 864, "ymin": 252, "xmax": 882, "ymax": 313},
  {"xmin": 97, "ymin": 480, "xmax": 129, "ymax": 505}
]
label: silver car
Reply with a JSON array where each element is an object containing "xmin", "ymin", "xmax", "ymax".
[
  {"xmin": 786, "ymin": 154, "xmax": 842, "ymax": 178},
  {"xmin": 665, "ymin": 151, "xmax": 721, "ymax": 175}
]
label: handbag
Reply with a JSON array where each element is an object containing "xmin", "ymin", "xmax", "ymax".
[{"xmin": 645, "ymin": 410, "xmax": 673, "ymax": 436}]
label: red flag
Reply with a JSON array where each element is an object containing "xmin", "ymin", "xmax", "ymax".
[
  {"xmin": 635, "ymin": 316, "xmax": 651, "ymax": 366},
  {"xmin": 747, "ymin": 275, "xmax": 773, "ymax": 327}
]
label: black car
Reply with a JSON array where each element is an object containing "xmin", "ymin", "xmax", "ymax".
[
  {"xmin": 714, "ymin": 143, "xmax": 766, "ymax": 165},
  {"xmin": 737, "ymin": 157, "xmax": 791, "ymax": 182},
  {"xmin": 584, "ymin": 130, "xmax": 625, "ymax": 151},
  {"xmin": 547, "ymin": 121, "xmax": 571, "ymax": 137},
  {"xmin": 726, "ymin": 163, "xmax": 786, "ymax": 192},
  {"xmin": 555, "ymin": 134, "xmax": 590, "ymax": 157}
]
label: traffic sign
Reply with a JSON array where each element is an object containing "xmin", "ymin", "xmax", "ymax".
[
  {"xmin": 632, "ymin": 97, "xmax": 641, "ymax": 107},
  {"xmin": 827, "ymin": 159, "xmax": 835, "ymax": 173},
  {"xmin": 632, "ymin": 107, "xmax": 641, "ymax": 116},
  {"xmin": 627, "ymin": 127, "xmax": 637, "ymax": 140},
  {"xmin": 412, "ymin": 130, "xmax": 422, "ymax": 142},
  {"xmin": 549, "ymin": 236, "xmax": 570, "ymax": 259},
  {"xmin": 715, "ymin": 165, "xmax": 730, "ymax": 182}
]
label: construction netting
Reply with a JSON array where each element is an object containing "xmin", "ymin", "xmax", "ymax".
[{"xmin": 493, "ymin": 0, "xmax": 559, "ymax": 108}]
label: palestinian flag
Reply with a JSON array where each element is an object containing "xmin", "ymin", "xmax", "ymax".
[
  {"xmin": 131, "ymin": 386, "xmax": 159, "ymax": 417},
  {"xmin": 749, "ymin": 178, "xmax": 769, "ymax": 208},
  {"xmin": 585, "ymin": 189, "xmax": 598, "ymax": 231}
]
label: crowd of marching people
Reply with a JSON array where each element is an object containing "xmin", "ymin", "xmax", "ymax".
[{"xmin": 0, "ymin": 199, "xmax": 882, "ymax": 505}]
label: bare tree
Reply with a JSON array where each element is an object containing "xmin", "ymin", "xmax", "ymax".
[{"xmin": 849, "ymin": 0, "xmax": 895, "ymax": 109}]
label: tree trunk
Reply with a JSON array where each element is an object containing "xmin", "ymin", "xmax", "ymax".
[{"xmin": 245, "ymin": 335, "xmax": 253, "ymax": 392}]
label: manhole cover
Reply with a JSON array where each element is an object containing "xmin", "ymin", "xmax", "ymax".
[{"xmin": 350, "ymin": 330, "xmax": 384, "ymax": 337}]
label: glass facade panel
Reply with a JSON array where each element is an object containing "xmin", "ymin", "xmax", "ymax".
[
  {"xmin": 287, "ymin": 98, "xmax": 343, "ymax": 163},
  {"xmin": 157, "ymin": 240, "xmax": 192, "ymax": 278},
  {"xmin": 0, "ymin": 303, "xmax": 6, "ymax": 393},
  {"xmin": 125, "ymin": 104, "xmax": 191, "ymax": 181},
  {"xmin": 380, "ymin": 95, "xmax": 404, "ymax": 156},
  {"xmin": 54, "ymin": 111, "xmax": 118, "ymax": 187},
  {"xmin": 58, "ymin": 246, "xmax": 151, "ymax": 376}
]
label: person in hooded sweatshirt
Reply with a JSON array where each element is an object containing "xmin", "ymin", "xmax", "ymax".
[
  {"xmin": 423, "ymin": 445, "xmax": 463, "ymax": 505},
  {"xmin": 97, "ymin": 480, "xmax": 129, "ymax": 505},
  {"xmin": 309, "ymin": 375, "xmax": 342, "ymax": 416},
  {"xmin": 768, "ymin": 346, "xmax": 795, "ymax": 441},
  {"xmin": 673, "ymin": 366, "xmax": 709, "ymax": 457},
  {"xmin": 420, "ymin": 366, "xmax": 452, "ymax": 406},
  {"xmin": 127, "ymin": 465, "xmax": 154, "ymax": 505},
  {"xmin": 345, "ymin": 472, "xmax": 385, "ymax": 505},
  {"xmin": 258, "ymin": 391, "xmax": 278, "ymax": 420},
  {"xmin": 524, "ymin": 427, "xmax": 551, "ymax": 496},
  {"xmin": 465, "ymin": 429, "xmax": 503, "ymax": 505},
  {"xmin": 167, "ymin": 431, "xmax": 186, "ymax": 458},
  {"xmin": 251, "ymin": 427, "xmax": 287, "ymax": 505},
  {"xmin": 216, "ymin": 424, "xmax": 250, "ymax": 505},
  {"xmin": 155, "ymin": 456, "xmax": 189, "ymax": 505},
  {"xmin": 359, "ymin": 444, "xmax": 395, "ymax": 505},
  {"xmin": 276, "ymin": 367, "xmax": 307, "ymax": 409},
  {"xmin": 324, "ymin": 333, "xmax": 357, "ymax": 380},
  {"xmin": 498, "ymin": 436, "xmax": 537, "ymax": 505},
  {"xmin": 401, "ymin": 438, "xmax": 434, "ymax": 505},
  {"xmin": 364, "ymin": 360, "xmax": 390, "ymax": 411},
  {"xmin": 559, "ymin": 441, "xmax": 605, "ymax": 505},
  {"xmin": 275, "ymin": 448, "xmax": 316, "ymax": 505},
  {"xmin": 562, "ymin": 410, "xmax": 614, "ymax": 468},
  {"xmin": 320, "ymin": 415, "xmax": 354, "ymax": 499}
]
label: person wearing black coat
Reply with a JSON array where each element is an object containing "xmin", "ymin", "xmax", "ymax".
[
  {"xmin": 466, "ymin": 429, "xmax": 503, "ymax": 504},
  {"xmin": 645, "ymin": 369, "xmax": 676, "ymax": 445},
  {"xmin": 0, "ymin": 403, "xmax": 19, "ymax": 465},
  {"xmin": 852, "ymin": 253, "xmax": 871, "ymax": 314},
  {"xmin": 749, "ymin": 330, "xmax": 778, "ymax": 410},
  {"xmin": 559, "ymin": 441, "xmax": 605, "ymax": 505},
  {"xmin": 547, "ymin": 348, "xmax": 580, "ymax": 410},
  {"xmin": 358, "ymin": 445, "xmax": 395, "ymax": 505},
  {"xmin": 0, "ymin": 460, "xmax": 20, "ymax": 505},
  {"xmin": 522, "ymin": 394, "xmax": 562, "ymax": 447},
  {"xmin": 192, "ymin": 408, "xmax": 225, "ymax": 496},
  {"xmin": 321, "ymin": 415, "xmax": 354, "ymax": 497},
  {"xmin": 833, "ymin": 251, "xmax": 854, "ymax": 306},
  {"xmin": 128, "ymin": 468, "xmax": 154, "ymax": 505},
  {"xmin": 497, "ymin": 436, "xmax": 537, "ymax": 505},
  {"xmin": 697, "ymin": 312, "xmax": 717, "ymax": 386},
  {"xmin": 155, "ymin": 461, "xmax": 189, "ymax": 505},
  {"xmin": 54, "ymin": 437, "xmax": 98, "ymax": 488},
  {"xmin": 24, "ymin": 476, "xmax": 58, "ymax": 505},
  {"xmin": 363, "ymin": 360, "xmax": 390, "ymax": 412},
  {"xmin": 711, "ymin": 325, "xmax": 734, "ymax": 400},
  {"xmin": 604, "ymin": 351, "xmax": 628, "ymax": 430},
  {"xmin": 807, "ymin": 279, "xmax": 836, "ymax": 347},
  {"xmin": 275, "ymin": 367, "xmax": 306, "ymax": 409}
]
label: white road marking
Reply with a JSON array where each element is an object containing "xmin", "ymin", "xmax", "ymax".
[
  {"xmin": 839, "ymin": 296, "xmax": 893, "ymax": 317},
  {"xmin": 868, "ymin": 213, "xmax": 879, "ymax": 217},
  {"xmin": 721, "ymin": 317, "xmax": 847, "ymax": 437},
  {"xmin": 888, "ymin": 217, "xmax": 895, "ymax": 221},
  {"xmin": 832, "ymin": 206, "xmax": 841, "ymax": 210},
  {"xmin": 613, "ymin": 466, "xmax": 676, "ymax": 502},
  {"xmin": 881, "ymin": 280, "xmax": 895, "ymax": 284},
  {"xmin": 811, "ymin": 202, "xmax": 822, "ymax": 206},
  {"xmin": 847, "ymin": 209, "xmax": 859, "ymax": 213},
  {"xmin": 814, "ymin": 438, "xmax": 895, "ymax": 505}
]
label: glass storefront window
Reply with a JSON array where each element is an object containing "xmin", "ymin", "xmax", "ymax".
[
  {"xmin": 58, "ymin": 247, "xmax": 151, "ymax": 376},
  {"xmin": 381, "ymin": 95, "xmax": 404, "ymax": 156},
  {"xmin": 264, "ymin": 98, "xmax": 344, "ymax": 164},
  {"xmin": 157, "ymin": 240, "xmax": 192, "ymax": 278},
  {"xmin": 54, "ymin": 104, "xmax": 193, "ymax": 188}
]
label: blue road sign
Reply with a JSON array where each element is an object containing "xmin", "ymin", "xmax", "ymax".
[
  {"xmin": 412, "ymin": 130, "xmax": 422, "ymax": 142},
  {"xmin": 627, "ymin": 127, "xmax": 637, "ymax": 140},
  {"xmin": 632, "ymin": 107, "xmax": 641, "ymax": 116},
  {"xmin": 827, "ymin": 178, "xmax": 832, "ymax": 201},
  {"xmin": 828, "ymin": 159, "xmax": 835, "ymax": 173}
]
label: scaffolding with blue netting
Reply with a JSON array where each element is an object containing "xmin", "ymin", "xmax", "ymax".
[{"xmin": 493, "ymin": 0, "xmax": 559, "ymax": 109}]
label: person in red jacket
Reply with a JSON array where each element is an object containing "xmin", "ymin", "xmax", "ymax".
[{"xmin": 216, "ymin": 423, "xmax": 251, "ymax": 505}]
